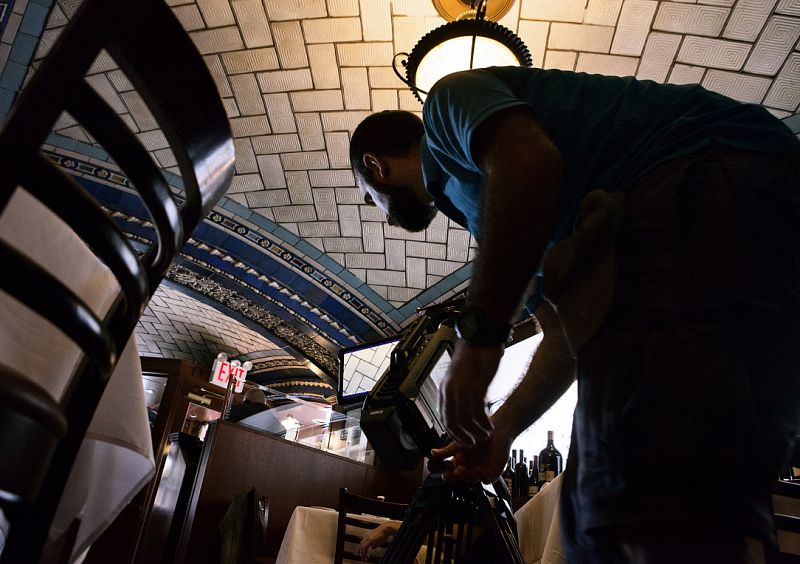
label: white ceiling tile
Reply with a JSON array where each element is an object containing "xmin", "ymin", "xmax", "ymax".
[
  {"xmin": 576, "ymin": 52, "xmax": 639, "ymax": 76},
  {"xmin": 88, "ymin": 50, "xmax": 117, "ymax": 74},
  {"xmin": 390, "ymin": 0, "xmax": 439, "ymax": 17},
  {"xmin": 392, "ymin": 16, "xmax": 442, "ymax": 54},
  {"xmin": 337, "ymin": 42, "xmax": 395, "ymax": 66},
  {"xmin": 428, "ymin": 259, "xmax": 460, "ymax": 276},
  {"xmin": 361, "ymin": 0, "xmax": 393, "ymax": 41},
  {"xmin": 678, "ymin": 36, "xmax": 751, "ymax": 70},
  {"xmin": 777, "ymin": 0, "xmax": 800, "ymax": 15},
  {"xmin": 120, "ymin": 91, "xmax": 159, "ymax": 131},
  {"xmin": 303, "ymin": 17, "xmax": 362, "ymax": 43},
  {"xmin": 549, "ymin": 23, "xmax": 614, "ymax": 53},
  {"xmin": 347, "ymin": 253, "xmax": 386, "ymax": 268},
  {"xmin": 446, "ymin": 229, "xmax": 470, "ymax": 262},
  {"xmin": 385, "ymin": 224, "xmax": 425, "ymax": 240},
  {"xmin": 427, "ymin": 275, "xmax": 444, "ymax": 286},
  {"xmin": 257, "ymin": 69, "xmax": 314, "ymax": 93},
  {"xmin": 368, "ymin": 269, "xmax": 408, "ymax": 286},
  {"xmin": 228, "ymin": 173, "xmax": 265, "ymax": 193},
  {"xmin": 230, "ymin": 73, "xmax": 266, "ymax": 115},
  {"xmin": 702, "ymin": 69, "xmax": 772, "ymax": 102},
  {"xmin": 281, "ymin": 151, "xmax": 330, "ymax": 170},
  {"xmin": 107, "ymin": 70, "xmax": 133, "ymax": 93},
  {"xmin": 296, "ymin": 113, "xmax": 326, "ymax": 150},
  {"xmin": 223, "ymin": 97, "xmax": 240, "ymax": 117},
  {"xmin": 388, "ymin": 286, "xmax": 420, "ymax": 303},
  {"xmin": 298, "ymin": 220, "xmax": 340, "ymax": 237},
  {"xmin": 362, "ymin": 222, "xmax": 385, "ymax": 253},
  {"xmin": 264, "ymin": 0, "xmax": 326, "ymax": 20},
  {"xmin": 342, "ymin": 67, "xmax": 371, "ymax": 109},
  {"xmin": 743, "ymin": 15, "xmax": 800, "ymax": 75},
  {"xmin": 361, "ymin": 206, "xmax": 386, "ymax": 221},
  {"xmin": 611, "ymin": 1, "xmax": 658, "ymax": 56},
  {"xmin": 173, "ymin": 4, "xmax": 205, "ymax": 31},
  {"xmin": 291, "ymin": 90, "xmax": 344, "ymax": 112},
  {"xmin": 308, "ymin": 44, "xmax": 342, "ymax": 89},
  {"xmin": 231, "ymin": 0, "xmax": 274, "ymax": 48},
  {"xmin": 190, "ymin": 27, "xmax": 244, "ymax": 54},
  {"xmin": 668, "ymin": 63, "xmax": 707, "ymax": 84},
  {"xmin": 371, "ymin": 89, "xmax": 400, "ymax": 110},
  {"xmin": 544, "ymin": 50, "xmax": 577, "ymax": 70},
  {"xmin": 518, "ymin": 20, "xmax": 549, "ymax": 67},
  {"xmin": 339, "ymin": 206, "xmax": 362, "ymax": 236},
  {"xmin": 287, "ymin": 171, "xmax": 315, "ymax": 204},
  {"xmin": 314, "ymin": 188, "xmax": 339, "ymax": 220},
  {"xmin": 404, "ymin": 257, "xmax": 427, "ymax": 289},
  {"xmin": 137, "ymin": 130, "xmax": 170, "ymax": 151},
  {"xmin": 425, "ymin": 212, "xmax": 449, "ymax": 243},
  {"xmin": 520, "ymin": 0, "xmax": 586, "ymax": 22},
  {"xmin": 273, "ymin": 21, "xmax": 309, "ymax": 68},
  {"xmin": 699, "ymin": 0, "xmax": 735, "ymax": 6},
  {"xmin": 263, "ymin": 92, "xmax": 296, "ymax": 133},
  {"xmin": 653, "ymin": 4, "xmax": 730, "ymax": 37},
  {"xmin": 221, "ymin": 47, "xmax": 280, "ymax": 74},
  {"xmin": 246, "ymin": 189, "xmax": 292, "ymax": 208},
  {"xmin": 204, "ymin": 54, "xmax": 233, "ymax": 96},
  {"xmin": 230, "ymin": 115, "xmax": 272, "ymax": 137},
  {"xmin": 252, "ymin": 134, "xmax": 301, "ymax": 154},
  {"xmin": 368, "ymin": 66, "xmax": 406, "ymax": 88},
  {"xmin": 273, "ymin": 205, "xmax": 317, "ymax": 223},
  {"xmin": 323, "ymin": 238, "xmax": 363, "ymax": 253},
  {"xmin": 321, "ymin": 111, "xmax": 372, "ymax": 131},
  {"xmin": 763, "ymin": 53, "xmax": 800, "ymax": 109},
  {"xmin": 723, "ymin": 0, "xmax": 777, "ymax": 41},
  {"xmin": 337, "ymin": 187, "xmax": 366, "ymax": 204},
  {"xmin": 584, "ymin": 0, "xmax": 623, "ymax": 26},
  {"xmin": 407, "ymin": 241, "xmax": 446, "ymax": 259},
  {"xmin": 385, "ymin": 239, "xmax": 406, "ymax": 270},
  {"xmin": 197, "ymin": 0, "xmax": 236, "ymax": 27},
  {"xmin": 256, "ymin": 154, "xmax": 287, "ymax": 188},
  {"xmin": 637, "ymin": 32, "xmax": 682, "ymax": 82},
  {"xmin": 328, "ymin": 0, "xmax": 360, "ymax": 17},
  {"xmin": 310, "ymin": 170, "xmax": 355, "ymax": 186},
  {"xmin": 398, "ymin": 89, "xmax": 423, "ymax": 110},
  {"xmin": 325, "ymin": 131, "xmax": 351, "ymax": 168},
  {"xmin": 233, "ymin": 138, "xmax": 258, "ymax": 173}
]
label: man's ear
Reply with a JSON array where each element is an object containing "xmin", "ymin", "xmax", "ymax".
[{"xmin": 363, "ymin": 152, "xmax": 387, "ymax": 180}]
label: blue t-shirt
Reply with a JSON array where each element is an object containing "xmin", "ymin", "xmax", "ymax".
[{"xmin": 419, "ymin": 66, "xmax": 800, "ymax": 309}]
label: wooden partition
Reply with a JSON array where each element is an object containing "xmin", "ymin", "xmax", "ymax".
[{"xmin": 176, "ymin": 420, "xmax": 423, "ymax": 563}]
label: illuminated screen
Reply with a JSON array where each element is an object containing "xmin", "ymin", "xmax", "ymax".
[
  {"xmin": 413, "ymin": 347, "xmax": 451, "ymax": 435},
  {"xmin": 338, "ymin": 337, "xmax": 400, "ymax": 405}
]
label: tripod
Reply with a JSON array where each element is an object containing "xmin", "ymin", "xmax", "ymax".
[{"xmin": 380, "ymin": 462, "xmax": 525, "ymax": 564}]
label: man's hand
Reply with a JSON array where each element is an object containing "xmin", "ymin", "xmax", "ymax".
[
  {"xmin": 430, "ymin": 424, "xmax": 514, "ymax": 483},
  {"xmin": 439, "ymin": 340, "xmax": 503, "ymax": 447}
]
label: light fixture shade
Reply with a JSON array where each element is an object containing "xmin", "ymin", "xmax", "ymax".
[
  {"xmin": 403, "ymin": 19, "xmax": 532, "ymax": 103},
  {"xmin": 432, "ymin": 0, "xmax": 516, "ymax": 22}
]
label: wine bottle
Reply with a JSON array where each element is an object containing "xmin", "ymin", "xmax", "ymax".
[
  {"xmin": 528, "ymin": 455, "xmax": 540, "ymax": 496},
  {"xmin": 513, "ymin": 449, "xmax": 529, "ymax": 497},
  {"xmin": 504, "ymin": 456, "xmax": 514, "ymax": 494},
  {"xmin": 538, "ymin": 430, "xmax": 563, "ymax": 485}
]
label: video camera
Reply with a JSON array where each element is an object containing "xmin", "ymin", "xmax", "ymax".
[{"xmin": 359, "ymin": 300, "xmax": 461, "ymax": 471}]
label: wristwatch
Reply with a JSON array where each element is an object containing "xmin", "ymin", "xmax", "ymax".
[{"xmin": 455, "ymin": 306, "xmax": 513, "ymax": 346}]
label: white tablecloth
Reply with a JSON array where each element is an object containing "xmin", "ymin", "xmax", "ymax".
[
  {"xmin": 514, "ymin": 473, "xmax": 566, "ymax": 564},
  {"xmin": 276, "ymin": 505, "xmax": 422, "ymax": 564},
  {"xmin": 0, "ymin": 189, "xmax": 155, "ymax": 561}
]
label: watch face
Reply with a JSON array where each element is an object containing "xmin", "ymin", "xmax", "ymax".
[{"xmin": 456, "ymin": 308, "xmax": 512, "ymax": 345}]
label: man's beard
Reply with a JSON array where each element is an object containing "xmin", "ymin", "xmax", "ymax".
[{"xmin": 387, "ymin": 193, "xmax": 437, "ymax": 232}]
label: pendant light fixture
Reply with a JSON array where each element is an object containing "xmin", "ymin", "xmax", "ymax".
[{"xmin": 393, "ymin": 0, "xmax": 532, "ymax": 103}]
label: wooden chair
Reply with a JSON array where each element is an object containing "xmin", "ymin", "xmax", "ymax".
[
  {"xmin": 334, "ymin": 488, "xmax": 408, "ymax": 564},
  {"xmin": 0, "ymin": 0, "xmax": 233, "ymax": 560}
]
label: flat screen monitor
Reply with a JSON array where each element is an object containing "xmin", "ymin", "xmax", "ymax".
[
  {"xmin": 413, "ymin": 346, "xmax": 451, "ymax": 437},
  {"xmin": 337, "ymin": 336, "xmax": 401, "ymax": 406}
]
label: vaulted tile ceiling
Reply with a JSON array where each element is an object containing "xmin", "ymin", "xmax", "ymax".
[{"xmin": 0, "ymin": 0, "xmax": 798, "ymax": 384}]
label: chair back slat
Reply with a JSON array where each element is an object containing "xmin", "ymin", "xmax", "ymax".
[{"xmin": 334, "ymin": 488, "xmax": 409, "ymax": 564}]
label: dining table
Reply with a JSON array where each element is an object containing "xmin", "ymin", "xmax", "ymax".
[{"xmin": 0, "ymin": 189, "xmax": 155, "ymax": 562}]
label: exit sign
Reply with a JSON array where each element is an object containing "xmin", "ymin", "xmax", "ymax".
[{"xmin": 209, "ymin": 358, "xmax": 249, "ymax": 393}]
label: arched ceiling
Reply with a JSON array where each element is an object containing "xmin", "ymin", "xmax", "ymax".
[{"xmin": 1, "ymin": 0, "xmax": 798, "ymax": 381}]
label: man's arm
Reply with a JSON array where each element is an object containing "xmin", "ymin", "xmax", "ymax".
[
  {"xmin": 433, "ymin": 302, "xmax": 575, "ymax": 482},
  {"xmin": 439, "ymin": 105, "xmax": 564, "ymax": 446}
]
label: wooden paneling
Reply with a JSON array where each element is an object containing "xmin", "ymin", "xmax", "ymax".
[{"xmin": 177, "ymin": 420, "xmax": 422, "ymax": 563}]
